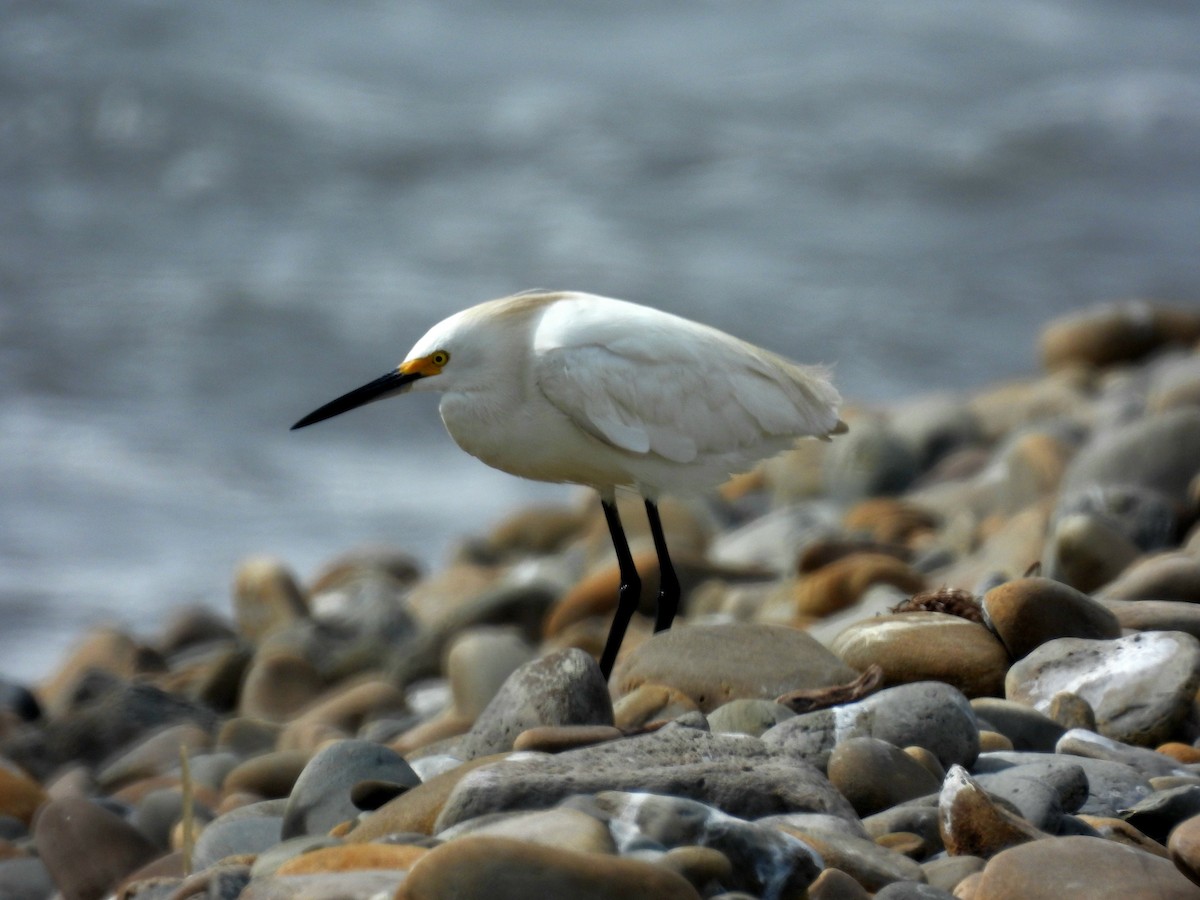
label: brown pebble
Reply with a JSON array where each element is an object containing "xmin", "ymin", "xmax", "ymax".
[
  {"xmin": 1047, "ymin": 692, "xmax": 1097, "ymax": 731},
  {"xmin": 806, "ymin": 866, "xmax": 871, "ymax": 900},
  {"xmin": 0, "ymin": 764, "xmax": 47, "ymax": 825},
  {"xmin": 977, "ymin": 731, "xmax": 1014, "ymax": 753},
  {"xmin": 1038, "ymin": 301, "xmax": 1200, "ymax": 372},
  {"xmin": 973, "ymin": 834, "xmax": 1198, "ymax": 898},
  {"xmin": 659, "ymin": 846, "xmax": 733, "ymax": 892},
  {"xmin": 275, "ymin": 843, "xmax": 427, "ymax": 874},
  {"xmin": 512, "ymin": 725, "xmax": 624, "ymax": 753},
  {"xmin": 238, "ymin": 651, "xmax": 324, "ymax": 723},
  {"xmin": 982, "ymin": 576, "xmax": 1121, "ymax": 659},
  {"xmin": 612, "ymin": 683, "xmax": 699, "ymax": 731},
  {"xmin": 1158, "ymin": 742, "xmax": 1200, "ymax": 765},
  {"xmin": 398, "ymin": 835, "xmax": 701, "ymax": 900},
  {"xmin": 232, "ymin": 556, "xmax": 309, "ymax": 642},
  {"xmin": 875, "ymin": 831, "xmax": 926, "ymax": 858},
  {"xmin": 34, "ymin": 797, "xmax": 159, "ymax": 900},
  {"xmin": 1167, "ymin": 813, "xmax": 1200, "ymax": 886},
  {"xmin": 843, "ymin": 497, "xmax": 940, "ymax": 546},
  {"xmin": 791, "ymin": 553, "xmax": 926, "ymax": 617},
  {"xmin": 222, "ymin": 749, "xmax": 311, "ymax": 799}
]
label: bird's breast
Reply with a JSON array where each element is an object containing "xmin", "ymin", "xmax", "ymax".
[{"xmin": 437, "ymin": 389, "xmax": 635, "ymax": 489}]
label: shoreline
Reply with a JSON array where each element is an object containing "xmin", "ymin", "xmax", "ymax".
[{"xmin": 2, "ymin": 299, "xmax": 1200, "ymax": 898}]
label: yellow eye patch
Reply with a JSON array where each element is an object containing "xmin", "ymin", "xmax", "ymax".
[{"xmin": 399, "ymin": 350, "xmax": 450, "ymax": 377}]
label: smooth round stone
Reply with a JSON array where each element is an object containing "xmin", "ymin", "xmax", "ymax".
[
  {"xmin": 400, "ymin": 835, "xmax": 702, "ymax": 900},
  {"xmin": 707, "ymin": 700, "xmax": 796, "ymax": 737},
  {"xmin": 1038, "ymin": 301, "xmax": 1199, "ymax": 371},
  {"xmin": 1159, "ymin": 743, "xmax": 1200, "ymax": 765},
  {"xmin": 0, "ymin": 765, "xmax": 46, "ymax": 826},
  {"xmin": 446, "ymin": 627, "xmax": 535, "ymax": 719},
  {"xmin": 282, "ymin": 739, "xmax": 420, "ymax": 839},
  {"xmin": 193, "ymin": 807, "xmax": 284, "ymax": 869},
  {"xmin": 612, "ymin": 683, "xmax": 700, "ymax": 731},
  {"xmin": 830, "ymin": 612, "xmax": 1008, "ymax": 698},
  {"xmin": 972, "ymin": 835, "xmax": 1199, "ymax": 898},
  {"xmin": 807, "ymin": 866, "xmax": 871, "ymax": 900},
  {"xmin": 937, "ymin": 766, "xmax": 1046, "ymax": 858},
  {"xmin": 1055, "ymin": 729, "xmax": 1189, "ymax": 780},
  {"xmin": 660, "ymin": 845, "xmax": 734, "ymax": 893},
  {"xmin": 289, "ymin": 679, "xmax": 408, "ymax": 734},
  {"xmin": 762, "ymin": 681, "xmax": 980, "ymax": 771},
  {"xmin": 34, "ymin": 797, "xmax": 159, "ymax": 900},
  {"xmin": 1100, "ymin": 552, "xmax": 1200, "ymax": 602},
  {"xmin": 981, "ymin": 577, "xmax": 1120, "ymax": 660},
  {"xmin": 1167, "ymin": 813, "xmax": 1200, "ymax": 886},
  {"xmin": 223, "ymin": 749, "xmax": 310, "ymax": 799},
  {"xmin": 454, "ymin": 649, "xmax": 613, "ymax": 760},
  {"xmin": 1005, "ymin": 631, "xmax": 1200, "ymax": 746},
  {"xmin": 1059, "ymin": 407, "xmax": 1200, "ymax": 500},
  {"xmin": 1041, "ymin": 513, "xmax": 1143, "ymax": 593},
  {"xmin": 596, "ymin": 792, "xmax": 823, "ymax": 898},
  {"xmin": 1103, "ymin": 599, "xmax": 1200, "ymax": 640},
  {"xmin": 439, "ymin": 807, "xmax": 614, "ymax": 855},
  {"xmin": 827, "ymin": 737, "xmax": 942, "ymax": 817},
  {"xmin": 921, "ymin": 855, "xmax": 985, "ymax": 893},
  {"xmin": 790, "ymin": 553, "xmax": 926, "ymax": 618},
  {"xmin": 512, "ymin": 724, "xmax": 623, "ymax": 753},
  {"xmin": 0, "ymin": 858, "xmax": 55, "ymax": 900},
  {"xmin": 237, "ymin": 651, "xmax": 324, "ymax": 722},
  {"xmin": 1046, "ymin": 692, "xmax": 1097, "ymax": 731},
  {"xmin": 232, "ymin": 556, "xmax": 309, "ymax": 643},
  {"xmin": 613, "ymin": 623, "xmax": 858, "ymax": 714},
  {"xmin": 970, "ymin": 698, "xmax": 1066, "ymax": 752}
]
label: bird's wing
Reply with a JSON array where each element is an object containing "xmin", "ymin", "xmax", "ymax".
[{"xmin": 532, "ymin": 296, "xmax": 841, "ymax": 464}]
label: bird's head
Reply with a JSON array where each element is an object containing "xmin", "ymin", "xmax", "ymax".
[{"xmin": 290, "ymin": 305, "xmax": 494, "ymax": 430}]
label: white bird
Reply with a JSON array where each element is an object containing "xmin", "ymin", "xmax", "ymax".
[{"xmin": 292, "ymin": 291, "xmax": 845, "ymax": 677}]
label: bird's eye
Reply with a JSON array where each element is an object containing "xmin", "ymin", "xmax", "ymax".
[{"xmin": 431, "ymin": 350, "xmax": 450, "ymax": 367}]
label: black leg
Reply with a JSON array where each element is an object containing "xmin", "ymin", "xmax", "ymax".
[
  {"xmin": 645, "ymin": 499, "xmax": 680, "ymax": 633},
  {"xmin": 598, "ymin": 498, "xmax": 641, "ymax": 679}
]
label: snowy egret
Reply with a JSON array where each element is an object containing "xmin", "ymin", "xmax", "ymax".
[{"xmin": 292, "ymin": 291, "xmax": 845, "ymax": 677}]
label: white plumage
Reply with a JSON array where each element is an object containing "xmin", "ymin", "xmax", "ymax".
[{"xmin": 293, "ymin": 290, "xmax": 844, "ymax": 677}]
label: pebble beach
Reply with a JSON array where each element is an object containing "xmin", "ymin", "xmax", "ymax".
[{"xmin": 3, "ymin": 299, "xmax": 1200, "ymax": 899}]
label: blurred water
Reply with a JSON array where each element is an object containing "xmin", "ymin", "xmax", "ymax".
[{"xmin": 2, "ymin": 0, "xmax": 1198, "ymax": 680}]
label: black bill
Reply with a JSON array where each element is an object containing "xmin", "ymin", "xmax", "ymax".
[{"xmin": 291, "ymin": 369, "xmax": 421, "ymax": 430}]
